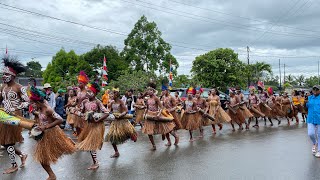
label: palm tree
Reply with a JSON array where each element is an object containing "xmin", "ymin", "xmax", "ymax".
[
  {"xmin": 285, "ymin": 74, "xmax": 295, "ymax": 85},
  {"xmin": 249, "ymin": 62, "xmax": 272, "ymax": 83},
  {"xmin": 295, "ymin": 75, "xmax": 305, "ymax": 86}
]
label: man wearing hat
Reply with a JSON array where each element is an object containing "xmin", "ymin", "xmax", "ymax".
[
  {"xmin": 43, "ymin": 83, "xmax": 56, "ymax": 109},
  {"xmin": 306, "ymin": 85, "xmax": 320, "ymax": 157}
]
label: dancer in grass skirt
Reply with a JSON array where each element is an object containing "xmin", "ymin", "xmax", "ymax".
[
  {"xmin": 105, "ymin": 87, "xmax": 137, "ymax": 158},
  {"xmin": 73, "ymin": 82, "xmax": 109, "ymax": 170},
  {"xmin": 29, "ymin": 86, "xmax": 75, "ymax": 180},
  {"xmin": 134, "ymin": 92, "xmax": 146, "ymax": 128}
]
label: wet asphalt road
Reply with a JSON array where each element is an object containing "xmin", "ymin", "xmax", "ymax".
[{"xmin": 0, "ymin": 117, "xmax": 319, "ymax": 180}]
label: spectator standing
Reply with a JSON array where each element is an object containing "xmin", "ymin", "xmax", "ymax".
[
  {"xmin": 102, "ymin": 89, "xmax": 110, "ymax": 108},
  {"xmin": 306, "ymin": 85, "xmax": 320, "ymax": 157},
  {"xmin": 44, "ymin": 83, "xmax": 56, "ymax": 109},
  {"xmin": 126, "ymin": 89, "xmax": 136, "ymax": 124}
]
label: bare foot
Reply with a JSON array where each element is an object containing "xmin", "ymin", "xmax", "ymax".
[
  {"xmin": 270, "ymin": 123, "xmax": 273, "ymax": 127},
  {"xmin": 253, "ymin": 124, "xmax": 259, "ymax": 128},
  {"xmin": 189, "ymin": 138, "xmax": 195, "ymax": 142},
  {"xmin": 110, "ymin": 152, "xmax": 120, "ymax": 158},
  {"xmin": 219, "ymin": 124, "xmax": 223, "ymax": 130},
  {"xmin": 46, "ymin": 175, "xmax": 57, "ymax": 180},
  {"xmin": 87, "ymin": 163, "xmax": 99, "ymax": 170},
  {"xmin": 20, "ymin": 154, "xmax": 28, "ymax": 168},
  {"xmin": 212, "ymin": 130, "xmax": 217, "ymax": 134},
  {"xmin": 165, "ymin": 143, "xmax": 172, "ymax": 146},
  {"xmin": 232, "ymin": 129, "xmax": 235, "ymax": 132},
  {"xmin": 3, "ymin": 165, "xmax": 18, "ymax": 174},
  {"xmin": 174, "ymin": 136, "xmax": 179, "ymax": 145},
  {"xmin": 150, "ymin": 145, "xmax": 156, "ymax": 151}
]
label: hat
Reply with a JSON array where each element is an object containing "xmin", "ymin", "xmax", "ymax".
[
  {"xmin": 43, "ymin": 83, "xmax": 51, "ymax": 89},
  {"xmin": 195, "ymin": 87, "xmax": 203, "ymax": 93},
  {"xmin": 313, "ymin": 85, "xmax": 320, "ymax": 90},
  {"xmin": 57, "ymin": 89, "xmax": 66, "ymax": 93}
]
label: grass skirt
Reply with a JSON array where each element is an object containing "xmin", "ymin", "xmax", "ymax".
[
  {"xmin": 283, "ymin": 104, "xmax": 297, "ymax": 118},
  {"xmin": 274, "ymin": 104, "xmax": 286, "ymax": 117},
  {"xmin": 135, "ymin": 108, "xmax": 145, "ymax": 124},
  {"xmin": 181, "ymin": 112, "xmax": 201, "ymax": 131},
  {"xmin": 66, "ymin": 113, "xmax": 75, "ymax": 125},
  {"xmin": 259, "ymin": 103, "xmax": 272, "ymax": 117},
  {"xmin": 227, "ymin": 109, "xmax": 246, "ymax": 124},
  {"xmin": 105, "ymin": 119, "xmax": 137, "ymax": 145},
  {"xmin": 142, "ymin": 111, "xmax": 175, "ymax": 135},
  {"xmin": 240, "ymin": 105, "xmax": 254, "ymax": 119},
  {"xmin": 211, "ymin": 107, "xmax": 232, "ymax": 124},
  {"xmin": 34, "ymin": 126, "xmax": 75, "ymax": 165},
  {"xmin": 0, "ymin": 124, "xmax": 23, "ymax": 145},
  {"xmin": 76, "ymin": 121, "xmax": 105, "ymax": 151},
  {"xmin": 171, "ymin": 111, "xmax": 182, "ymax": 130},
  {"xmin": 249, "ymin": 106, "xmax": 265, "ymax": 118},
  {"xmin": 73, "ymin": 115, "xmax": 86, "ymax": 129}
]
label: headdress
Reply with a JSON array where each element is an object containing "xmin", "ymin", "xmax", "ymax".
[
  {"xmin": 235, "ymin": 86, "xmax": 241, "ymax": 90},
  {"xmin": 78, "ymin": 71, "xmax": 89, "ymax": 84},
  {"xmin": 2, "ymin": 56, "xmax": 26, "ymax": 76},
  {"xmin": 186, "ymin": 87, "xmax": 196, "ymax": 95},
  {"xmin": 257, "ymin": 81, "xmax": 264, "ymax": 89},
  {"xmin": 87, "ymin": 81, "xmax": 101, "ymax": 94},
  {"xmin": 112, "ymin": 87, "xmax": 120, "ymax": 92},
  {"xmin": 249, "ymin": 86, "xmax": 256, "ymax": 91},
  {"xmin": 28, "ymin": 86, "xmax": 46, "ymax": 102},
  {"xmin": 195, "ymin": 87, "xmax": 203, "ymax": 93},
  {"xmin": 267, "ymin": 87, "xmax": 273, "ymax": 95},
  {"xmin": 229, "ymin": 87, "xmax": 236, "ymax": 94},
  {"xmin": 147, "ymin": 82, "xmax": 157, "ymax": 91}
]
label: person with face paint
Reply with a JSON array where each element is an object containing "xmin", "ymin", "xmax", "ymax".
[
  {"xmin": 235, "ymin": 86, "xmax": 253, "ymax": 130},
  {"xmin": 65, "ymin": 87, "xmax": 78, "ymax": 135},
  {"xmin": 29, "ymin": 86, "xmax": 75, "ymax": 180},
  {"xmin": 73, "ymin": 71, "xmax": 90, "ymax": 137},
  {"xmin": 142, "ymin": 82, "xmax": 175, "ymax": 150},
  {"xmin": 248, "ymin": 86, "xmax": 265, "ymax": 128},
  {"xmin": 181, "ymin": 87, "xmax": 199, "ymax": 141},
  {"xmin": 194, "ymin": 87, "xmax": 208, "ymax": 137},
  {"xmin": 134, "ymin": 92, "xmax": 146, "ymax": 128},
  {"xmin": 161, "ymin": 85, "xmax": 180, "ymax": 146},
  {"xmin": 227, "ymin": 88, "xmax": 248, "ymax": 131},
  {"xmin": 207, "ymin": 88, "xmax": 230, "ymax": 133},
  {"xmin": 106, "ymin": 87, "xmax": 137, "ymax": 158},
  {"xmin": 0, "ymin": 56, "xmax": 29, "ymax": 174},
  {"xmin": 75, "ymin": 82, "xmax": 109, "ymax": 170}
]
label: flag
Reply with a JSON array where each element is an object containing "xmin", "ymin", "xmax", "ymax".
[
  {"xmin": 169, "ymin": 60, "xmax": 173, "ymax": 90},
  {"xmin": 102, "ymin": 55, "xmax": 108, "ymax": 87}
]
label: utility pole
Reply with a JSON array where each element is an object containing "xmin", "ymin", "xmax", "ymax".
[
  {"xmin": 247, "ymin": 46, "xmax": 250, "ymax": 88},
  {"xmin": 279, "ymin": 59, "xmax": 281, "ymax": 90},
  {"xmin": 283, "ymin": 63, "xmax": 286, "ymax": 84}
]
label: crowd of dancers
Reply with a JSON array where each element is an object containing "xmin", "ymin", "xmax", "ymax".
[{"xmin": 0, "ymin": 57, "xmax": 309, "ymax": 180}]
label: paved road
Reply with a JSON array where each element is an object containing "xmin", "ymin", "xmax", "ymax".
[{"xmin": 0, "ymin": 119, "xmax": 319, "ymax": 180}]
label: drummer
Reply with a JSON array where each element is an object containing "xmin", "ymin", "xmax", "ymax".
[{"xmin": 142, "ymin": 82, "xmax": 176, "ymax": 151}]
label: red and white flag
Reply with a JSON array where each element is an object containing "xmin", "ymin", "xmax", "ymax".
[{"xmin": 102, "ymin": 55, "xmax": 108, "ymax": 87}]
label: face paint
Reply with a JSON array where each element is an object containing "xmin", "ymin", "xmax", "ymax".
[
  {"xmin": 2, "ymin": 74, "xmax": 12, "ymax": 83},
  {"xmin": 86, "ymin": 91, "xmax": 95, "ymax": 98}
]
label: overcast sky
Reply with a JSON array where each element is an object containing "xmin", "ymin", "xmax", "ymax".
[{"xmin": 0, "ymin": 0, "xmax": 319, "ymax": 78}]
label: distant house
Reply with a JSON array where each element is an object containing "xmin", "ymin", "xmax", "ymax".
[{"xmin": 0, "ymin": 77, "xmax": 44, "ymax": 89}]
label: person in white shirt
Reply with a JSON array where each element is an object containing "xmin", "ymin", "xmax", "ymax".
[{"xmin": 43, "ymin": 83, "xmax": 56, "ymax": 109}]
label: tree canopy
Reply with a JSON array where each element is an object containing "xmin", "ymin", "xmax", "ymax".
[
  {"xmin": 191, "ymin": 48, "xmax": 247, "ymax": 90},
  {"xmin": 25, "ymin": 60, "xmax": 43, "ymax": 78},
  {"xmin": 121, "ymin": 15, "xmax": 178, "ymax": 74}
]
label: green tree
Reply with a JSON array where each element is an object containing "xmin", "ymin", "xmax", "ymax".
[
  {"xmin": 285, "ymin": 74, "xmax": 296, "ymax": 85},
  {"xmin": 81, "ymin": 45, "xmax": 128, "ymax": 81},
  {"xmin": 191, "ymin": 48, "xmax": 247, "ymax": 90},
  {"xmin": 173, "ymin": 74, "xmax": 192, "ymax": 88},
  {"xmin": 305, "ymin": 76, "xmax": 319, "ymax": 87},
  {"xmin": 25, "ymin": 60, "xmax": 43, "ymax": 78},
  {"xmin": 42, "ymin": 49, "xmax": 92, "ymax": 91},
  {"xmin": 121, "ymin": 15, "xmax": 178, "ymax": 74},
  {"xmin": 294, "ymin": 75, "xmax": 305, "ymax": 86},
  {"xmin": 248, "ymin": 62, "xmax": 272, "ymax": 83},
  {"xmin": 107, "ymin": 70, "xmax": 157, "ymax": 94}
]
